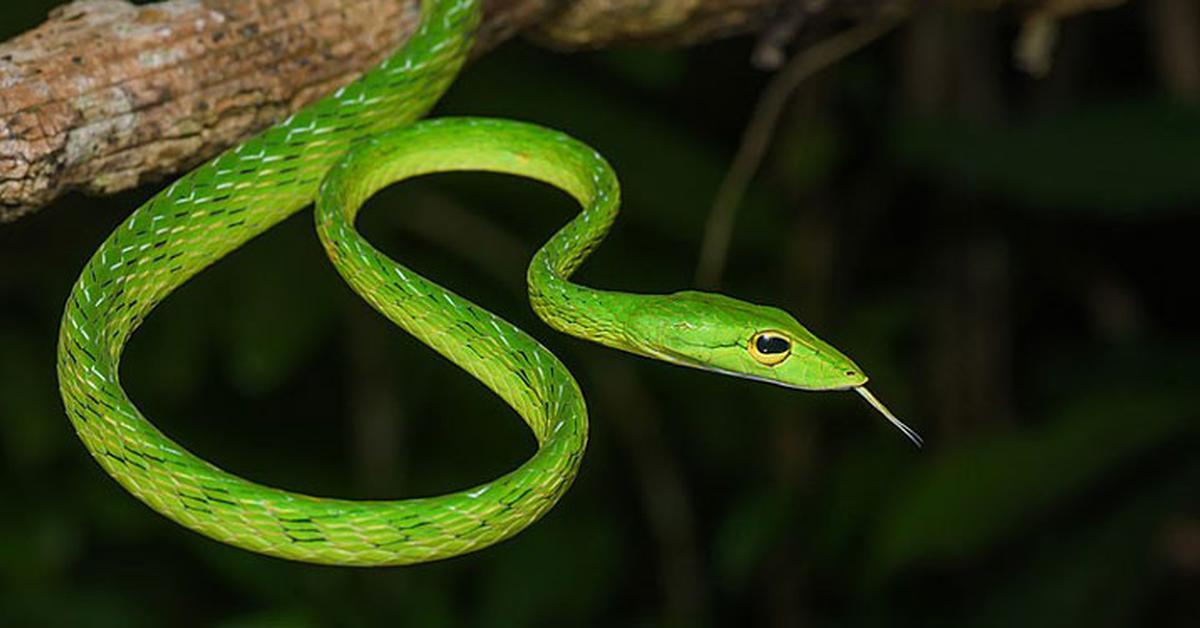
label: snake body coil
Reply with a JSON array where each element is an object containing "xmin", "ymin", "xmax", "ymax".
[{"xmin": 58, "ymin": 0, "xmax": 918, "ymax": 566}]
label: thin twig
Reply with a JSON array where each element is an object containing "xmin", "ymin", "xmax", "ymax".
[{"xmin": 693, "ymin": 14, "xmax": 906, "ymax": 289}]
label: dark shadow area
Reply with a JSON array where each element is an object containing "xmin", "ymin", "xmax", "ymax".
[{"xmin": 1, "ymin": 2, "xmax": 1196, "ymax": 626}]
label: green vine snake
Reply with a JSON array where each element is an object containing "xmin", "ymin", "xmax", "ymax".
[{"xmin": 56, "ymin": 0, "xmax": 920, "ymax": 566}]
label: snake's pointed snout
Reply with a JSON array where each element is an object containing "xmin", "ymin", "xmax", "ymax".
[{"xmin": 853, "ymin": 386, "xmax": 923, "ymax": 448}]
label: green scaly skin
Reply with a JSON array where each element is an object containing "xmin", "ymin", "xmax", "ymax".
[{"xmin": 58, "ymin": 0, "xmax": 918, "ymax": 567}]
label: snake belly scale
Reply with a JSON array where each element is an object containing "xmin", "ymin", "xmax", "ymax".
[{"xmin": 57, "ymin": 0, "xmax": 919, "ymax": 567}]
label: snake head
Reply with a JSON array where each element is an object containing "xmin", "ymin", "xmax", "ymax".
[
  {"xmin": 623, "ymin": 290, "xmax": 865, "ymax": 391},
  {"xmin": 623, "ymin": 290, "xmax": 922, "ymax": 446}
]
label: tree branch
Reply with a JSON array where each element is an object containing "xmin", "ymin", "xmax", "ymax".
[{"xmin": 0, "ymin": 0, "xmax": 1123, "ymax": 221}]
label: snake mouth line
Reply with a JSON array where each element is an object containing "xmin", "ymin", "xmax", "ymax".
[{"xmin": 654, "ymin": 352, "xmax": 834, "ymax": 392}]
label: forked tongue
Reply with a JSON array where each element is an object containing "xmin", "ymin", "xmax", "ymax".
[{"xmin": 854, "ymin": 387, "xmax": 923, "ymax": 448}]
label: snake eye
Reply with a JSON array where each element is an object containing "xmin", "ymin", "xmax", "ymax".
[{"xmin": 749, "ymin": 331, "xmax": 792, "ymax": 366}]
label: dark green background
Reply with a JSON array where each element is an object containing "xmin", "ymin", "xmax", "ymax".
[{"xmin": 1, "ymin": 2, "xmax": 1196, "ymax": 627}]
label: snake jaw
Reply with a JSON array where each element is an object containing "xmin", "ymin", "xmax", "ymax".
[{"xmin": 854, "ymin": 386, "xmax": 923, "ymax": 448}]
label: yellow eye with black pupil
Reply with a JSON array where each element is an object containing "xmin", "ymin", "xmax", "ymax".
[{"xmin": 749, "ymin": 332, "xmax": 792, "ymax": 366}]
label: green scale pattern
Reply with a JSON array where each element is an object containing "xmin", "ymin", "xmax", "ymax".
[
  {"xmin": 57, "ymin": 0, "xmax": 915, "ymax": 568},
  {"xmin": 53, "ymin": 0, "xmax": 583, "ymax": 565}
]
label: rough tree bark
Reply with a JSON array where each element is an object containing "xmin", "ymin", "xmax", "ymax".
[{"xmin": 0, "ymin": 0, "xmax": 1121, "ymax": 221}]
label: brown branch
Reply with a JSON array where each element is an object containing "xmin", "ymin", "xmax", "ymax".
[
  {"xmin": 693, "ymin": 14, "xmax": 904, "ymax": 289},
  {"xmin": 0, "ymin": 0, "xmax": 1124, "ymax": 221}
]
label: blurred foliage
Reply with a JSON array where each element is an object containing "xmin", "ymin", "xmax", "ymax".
[
  {"xmin": 893, "ymin": 101, "xmax": 1200, "ymax": 213},
  {"xmin": 1, "ymin": 2, "xmax": 1197, "ymax": 627}
]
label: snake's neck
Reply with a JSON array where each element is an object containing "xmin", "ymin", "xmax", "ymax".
[
  {"xmin": 524, "ymin": 169, "xmax": 646, "ymax": 356},
  {"xmin": 529, "ymin": 260, "xmax": 640, "ymax": 355}
]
